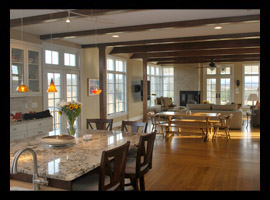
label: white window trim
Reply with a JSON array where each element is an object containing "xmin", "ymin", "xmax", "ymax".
[
  {"xmin": 241, "ymin": 63, "xmax": 260, "ymax": 109},
  {"xmin": 42, "ymin": 42, "xmax": 82, "ymax": 129},
  {"xmin": 106, "ymin": 55, "xmax": 127, "ymax": 116},
  {"xmin": 162, "ymin": 66, "xmax": 174, "ymax": 101},
  {"xmin": 203, "ymin": 64, "xmax": 234, "ymax": 104}
]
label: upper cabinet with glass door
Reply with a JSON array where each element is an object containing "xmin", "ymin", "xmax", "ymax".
[{"xmin": 10, "ymin": 40, "xmax": 42, "ymax": 97}]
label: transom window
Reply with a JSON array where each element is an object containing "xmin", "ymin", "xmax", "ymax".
[
  {"xmin": 107, "ymin": 57, "xmax": 127, "ymax": 115},
  {"xmin": 45, "ymin": 50, "xmax": 59, "ymax": 65},
  {"xmin": 64, "ymin": 53, "xmax": 76, "ymax": 66}
]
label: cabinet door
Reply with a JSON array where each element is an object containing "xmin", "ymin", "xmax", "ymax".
[
  {"xmin": 27, "ymin": 50, "xmax": 41, "ymax": 95},
  {"xmin": 11, "ymin": 48, "xmax": 25, "ymax": 94}
]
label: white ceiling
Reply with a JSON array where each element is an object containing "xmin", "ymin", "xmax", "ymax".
[{"xmin": 10, "ymin": 9, "xmax": 260, "ymax": 45}]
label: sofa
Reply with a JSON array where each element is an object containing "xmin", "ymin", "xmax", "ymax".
[
  {"xmin": 251, "ymin": 101, "xmax": 260, "ymax": 127},
  {"xmin": 182, "ymin": 104, "xmax": 243, "ymax": 129}
]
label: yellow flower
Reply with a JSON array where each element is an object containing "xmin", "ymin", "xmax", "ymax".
[
  {"xmin": 58, "ymin": 111, "xmax": 62, "ymax": 116},
  {"xmin": 69, "ymin": 104, "xmax": 74, "ymax": 110},
  {"xmin": 78, "ymin": 104, "xmax": 81, "ymax": 108},
  {"xmin": 74, "ymin": 104, "xmax": 78, "ymax": 109}
]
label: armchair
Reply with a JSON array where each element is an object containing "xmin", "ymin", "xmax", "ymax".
[{"xmin": 154, "ymin": 97, "xmax": 176, "ymax": 111}]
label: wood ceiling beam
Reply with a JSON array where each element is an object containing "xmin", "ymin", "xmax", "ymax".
[
  {"xmin": 130, "ymin": 47, "xmax": 260, "ymax": 59},
  {"xmin": 147, "ymin": 54, "xmax": 260, "ymax": 62},
  {"xmin": 10, "ymin": 9, "xmax": 141, "ymax": 27},
  {"xmin": 82, "ymin": 32, "xmax": 260, "ymax": 48},
  {"xmin": 109, "ymin": 38, "xmax": 260, "ymax": 54},
  {"xmin": 156, "ymin": 57, "xmax": 260, "ymax": 65},
  {"xmin": 39, "ymin": 14, "xmax": 259, "ymax": 40}
]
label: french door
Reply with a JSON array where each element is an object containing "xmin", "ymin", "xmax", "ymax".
[
  {"xmin": 43, "ymin": 69, "xmax": 80, "ymax": 130},
  {"xmin": 203, "ymin": 65, "xmax": 234, "ymax": 105}
]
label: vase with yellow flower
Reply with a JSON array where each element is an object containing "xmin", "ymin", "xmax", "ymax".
[{"xmin": 58, "ymin": 100, "xmax": 82, "ymax": 136}]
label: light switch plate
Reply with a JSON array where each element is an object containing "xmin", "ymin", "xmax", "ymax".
[{"xmin": 32, "ymin": 102, "xmax": 38, "ymax": 108}]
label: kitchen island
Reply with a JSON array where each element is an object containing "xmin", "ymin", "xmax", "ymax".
[{"xmin": 10, "ymin": 129, "xmax": 143, "ymax": 190}]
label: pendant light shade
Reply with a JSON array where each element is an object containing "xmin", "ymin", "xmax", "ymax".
[
  {"xmin": 91, "ymin": 88, "xmax": 102, "ymax": 95},
  {"xmin": 16, "ymin": 84, "xmax": 29, "ymax": 92},
  {"xmin": 47, "ymin": 78, "xmax": 58, "ymax": 92}
]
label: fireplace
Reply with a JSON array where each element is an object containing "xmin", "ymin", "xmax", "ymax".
[{"xmin": 180, "ymin": 91, "xmax": 200, "ymax": 106}]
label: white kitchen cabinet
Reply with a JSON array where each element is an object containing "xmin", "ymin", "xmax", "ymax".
[
  {"xmin": 10, "ymin": 117, "xmax": 53, "ymax": 141},
  {"xmin": 10, "ymin": 39, "xmax": 42, "ymax": 97}
]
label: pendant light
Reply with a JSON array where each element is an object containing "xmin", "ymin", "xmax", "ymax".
[
  {"xmin": 91, "ymin": 88, "xmax": 102, "ymax": 95},
  {"xmin": 47, "ymin": 78, "xmax": 57, "ymax": 92},
  {"xmin": 16, "ymin": 15, "xmax": 29, "ymax": 93},
  {"xmin": 47, "ymin": 12, "xmax": 57, "ymax": 93}
]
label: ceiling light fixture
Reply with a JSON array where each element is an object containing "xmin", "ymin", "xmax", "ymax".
[
  {"xmin": 16, "ymin": 14, "xmax": 29, "ymax": 93},
  {"xmin": 66, "ymin": 11, "xmax": 71, "ymax": 23},
  {"xmin": 112, "ymin": 35, "xmax": 119, "ymax": 38},
  {"xmin": 214, "ymin": 26, "xmax": 223, "ymax": 30}
]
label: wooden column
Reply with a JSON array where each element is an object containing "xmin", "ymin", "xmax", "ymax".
[
  {"xmin": 99, "ymin": 46, "xmax": 107, "ymax": 119},
  {"xmin": 142, "ymin": 57, "xmax": 148, "ymax": 122}
]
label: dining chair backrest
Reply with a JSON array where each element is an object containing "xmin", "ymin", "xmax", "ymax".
[
  {"xmin": 135, "ymin": 132, "xmax": 156, "ymax": 175},
  {"xmin": 86, "ymin": 119, "xmax": 113, "ymax": 131},
  {"xmin": 121, "ymin": 121, "xmax": 148, "ymax": 133},
  {"xmin": 225, "ymin": 114, "xmax": 234, "ymax": 129},
  {"xmin": 99, "ymin": 141, "xmax": 130, "ymax": 191}
]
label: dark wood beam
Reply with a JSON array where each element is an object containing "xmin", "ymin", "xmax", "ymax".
[
  {"xmin": 110, "ymin": 39, "xmax": 260, "ymax": 54},
  {"xmin": 130, "ymin": 47, "xmax": 260, "ymax": 59},
  {"xmin": 142, "ymin": 57, "xmax": 148, "ymax": 123},
  {"xmin": 147, "ymin": 54, "xmax": 260, "ymax": 62},
  {"xmin": 99, "ymin": 46, "xmax": 107, "ymax": 119},
  {"xmin": 40, "ymin": 14, "xmax": 259, "ymax": 40},
  {"xmin": 157, "ymin": 57, "xmax": 260, "ymax": 65},
  {"xmin": 11, "ymin": 9, "xmax": 142, "ymax": 27},
  {"xmin": 82, "ymin": 32, "xmax": 260, "ymax": 48}
]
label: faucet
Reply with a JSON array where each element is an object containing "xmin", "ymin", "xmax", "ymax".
[{"xmin": 11, "ymin": 148, "xmax": 48, "ymax": 191}]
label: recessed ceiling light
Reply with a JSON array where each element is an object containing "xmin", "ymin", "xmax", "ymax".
[
  {"xmin": 66, "ymin": 18, "xmax": 70, "ymax": 23},
  {"xmin": 112, "ymin": 35, "xmax": 119, "ymax": 38},
  {"xmin": 214, "ymin": 26, "xmax": 222, "ymax": 30}
]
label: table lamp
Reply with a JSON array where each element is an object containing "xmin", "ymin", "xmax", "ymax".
[{"xmin": 247, "ymin": 93, "xmax": 259, "ymax": 114}]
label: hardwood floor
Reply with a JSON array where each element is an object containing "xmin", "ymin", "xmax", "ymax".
[{"xmin": 141, "ymin": 118, "xmax": 260, "ymax": 191}]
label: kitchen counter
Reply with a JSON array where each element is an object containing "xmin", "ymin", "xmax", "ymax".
[
  {"xmin": 10, "ymin": 129, "xmax": 142, "ymax": 189},
  {"xmin": 10, "ymin": 117, "xmax": 53, "ymax": 125}
]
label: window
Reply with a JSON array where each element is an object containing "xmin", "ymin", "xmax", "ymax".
[
  {"xmin": 147, "ymin": 65, "xmax": 162, "ymax": 106},
  {"xmin": 45, "ymin": 50, "xmax": 59, "ymax": 65},
  {"xmin": 64, "ymin": 53, "xmax": 76, "ymax": 66},
  {"xmin": 107, "ymin": 57, "xmax": 127, "ymax": 115},
  {"xmin": 163, "ymin": 67, "xmax": 174, "ymax": 101},
  {"xmin": 204, "ymin": 65, "xmax": 233, "ymax": 105},
  {"xmin": 146, "ymin": 65, "xmax": 174, "ymax": 107},
  {"xmin": 243, "ymin": 64, "xmax": 260, "ymax": 106}
]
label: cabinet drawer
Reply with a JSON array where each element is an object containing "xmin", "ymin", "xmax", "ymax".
[
  {"xmin": 10, "ymin": 131, "xmax": 27, "ymax": 141},
  {"xmin": 27, "ymin": 126, "xmax": 53, "ymax": 138},
  {"xmin": 27, "ymin": 118, "xmax": 52, "ymax": 130},
  {"xmin": 10, "ymin": 123, "xmax": 27, "ymax": 134}
]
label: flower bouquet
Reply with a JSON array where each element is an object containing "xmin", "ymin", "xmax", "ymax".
[{"xmin": 58, "ymin": 100, "xmax": 82, "ymax": 136}]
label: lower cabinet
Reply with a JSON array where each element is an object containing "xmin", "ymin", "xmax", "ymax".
[{"xmin": 10, "ymin": 117, "xmax": 53, "ymax": 141}]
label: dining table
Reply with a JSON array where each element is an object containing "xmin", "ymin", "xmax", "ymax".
[
  {"xmin": 156, "ymin": 111, "xmax": 221, "ymax": 141},
  {"xmin": 10, "ymin": 129, "xmax": 145, "ymax": 191}
]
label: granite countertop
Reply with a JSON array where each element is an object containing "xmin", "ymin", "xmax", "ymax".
[{"xmin": 10, "ymin": 129, "xmax": 142, "ymax": 182}]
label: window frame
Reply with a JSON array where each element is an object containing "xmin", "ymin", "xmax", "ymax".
[
  {"xmin": 242, "ymin": 63, "xmax": 260, "ymax": 108},
  {"xmin": 106, "ymin": 56, "xmax": 127, "ymax": 117},
  {"xmin": 162, "ymin": 66, "xmax": 174, "ymax": 102}
]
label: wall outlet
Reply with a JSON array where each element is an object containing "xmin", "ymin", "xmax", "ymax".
[{"xmin": 32, "ymin": 102, "xmax": 38, "ymax": 108}]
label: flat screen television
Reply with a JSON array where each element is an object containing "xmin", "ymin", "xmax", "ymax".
[{"xmin": 141, "ymin": 80, "xmax": 150, "ymax": 101}]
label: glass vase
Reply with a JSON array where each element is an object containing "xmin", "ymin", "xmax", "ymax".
[{"xmin": 67, "ymin": 119, "xmax": 76, "ymax": 136}]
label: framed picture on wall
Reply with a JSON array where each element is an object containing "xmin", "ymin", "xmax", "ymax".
[{"xmin": 88, "ymin": 78, "xmax": 100, "ymax": 96}]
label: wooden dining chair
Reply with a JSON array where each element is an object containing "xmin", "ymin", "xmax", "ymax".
[
  {"xmin": 124, "ymin": 132, "xmax": 156, "ymax": 191},
  {"xmin": 121, "ymin": 120, "xmax": 148, "ymax": 133},
  {"xmin": 72, "ymin": 141, "xmax": 130, "ymax": 191},
  {"xmin": 86, "ymin": 119, "xmax": 113, "ymax": 131},
  {"xmin": 212, "ymin": 114, "xmax": 233, "ymax": 141}
]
